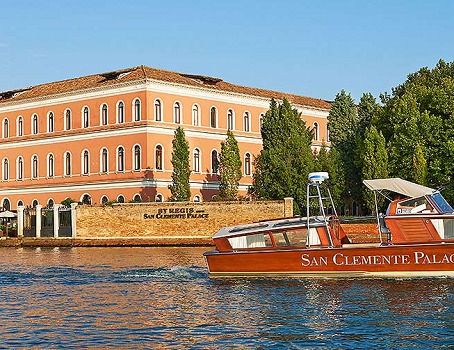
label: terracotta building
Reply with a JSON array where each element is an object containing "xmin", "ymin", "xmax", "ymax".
[{"xmin": 0, "ymin": 65, "xmax": 331, "ymax": 210}]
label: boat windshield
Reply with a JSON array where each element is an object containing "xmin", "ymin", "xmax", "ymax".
[
  {"xmin": 428, "ymin": 193, "xmax": 453, "ymax": 213},
  {"xmin": 396, "ymin": 196, "xmax": 433, "ymax": 214}
]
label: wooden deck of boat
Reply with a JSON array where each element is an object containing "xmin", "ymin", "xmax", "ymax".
[{"xmin": 342, "ymin": 243, "xmax": 381, "ymax": 248}]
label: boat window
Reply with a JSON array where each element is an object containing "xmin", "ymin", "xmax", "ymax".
[
  {"xmin": 273, "ymin": 228, "xmax": 308, "ymax": 247},
  {"xmin": 428, "ymin": 193, "xmax": 453, "ymax": 214},
  {"xmin": 228, "ymin": 233, "xmax": 273, "ymax": 249},
  {"xmin": 431, "ymin": 218, "xmax": 454, "ymax": 239},
  {"xmin": 396, "ymin": 196, "xmax": 433, "ymax": 214}
]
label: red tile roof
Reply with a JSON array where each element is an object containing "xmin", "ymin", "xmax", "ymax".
[{"xmin": 0, "ymin": 65, "xmax": 331, "ymax": 109}]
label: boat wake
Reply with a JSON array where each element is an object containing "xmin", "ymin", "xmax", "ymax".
[{"xmin": 112, "ymin": 266, "xmax": 208, "ymax": 283}]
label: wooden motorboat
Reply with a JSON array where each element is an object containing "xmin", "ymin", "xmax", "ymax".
[{"xmin": 203, "ymin": 173, "xmax": 454, "ymax": 277}]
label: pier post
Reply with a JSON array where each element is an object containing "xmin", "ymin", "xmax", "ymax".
[
  {"xmin": 70, "ymin": 203, "xmax": 78, "ymax": 238},
  {"xmin": 17, "ymin": 206, "xmax": 24, "ymax": 238},
  {"xmin": 36, "ymin": 205, "xmax": 42, "ymax": 238},
  {"xmin": 53, "ymin": 204, "xmax": 60, "ymax": 238}
]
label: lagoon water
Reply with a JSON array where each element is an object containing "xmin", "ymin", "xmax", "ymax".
[{"xmin": 0, "ymin": 246, "xmax": 453, "ymax": 349}]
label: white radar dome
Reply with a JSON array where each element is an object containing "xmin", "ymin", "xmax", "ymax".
[{"xmin": 308, "ymin": 172, "xmax": 329, "ymax": 183}]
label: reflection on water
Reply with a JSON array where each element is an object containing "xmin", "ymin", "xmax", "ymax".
[{"xmin": 0, "ymin": 247, "xmax": 453, "ymax": 348}]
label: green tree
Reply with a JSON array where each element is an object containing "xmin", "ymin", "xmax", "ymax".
[
  {"xmin": 168, "ymin": 127, "xmax": 191, "ymax": 201},
  {"xmin": 360, "ymin": 126, "xmax": 389, "ymax": 212},
  {"xmin": 218, "ymin": 130, "xmax": 242, "ymax": 200},
  {"xmin": 252, "ymin": 98, "xmax": 314, "ymax": 213},
  {"xmin": 313, "ymin": 144, "xmax": 344, "ymax": 208},
  {"xmin": 327, "ymin": 90, "xmax": 361, "ymax": 200},
  {"xmin": 357, "ymin": 92, "xmax": 380, "ymax": 136},
  {"xmin": 413, "ymin": 142, "xmax": 427, "ymax": 185},
  {"xmin": 377, "ymin": 59, "xmax": 454, "ymax": 201}
]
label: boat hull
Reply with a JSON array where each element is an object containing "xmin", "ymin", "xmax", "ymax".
[{"xmin": 204, "ymin": 243, "xmax": 454, "ymax": 278}]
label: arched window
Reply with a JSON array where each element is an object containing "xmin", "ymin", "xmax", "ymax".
[
  {"xmin": 17, "ymin": 200, "xmax": 24, "ymax": 207},
  {"xmin": 210, "ymin": 107, "xmax": 217, "ymax": 128},
  {"xmin": 17, "ymin": 116, "xmax": 23, "ymax": 136},
  {"xmin": 101, "ymin": 148, "xmax": 108, "ymax": 173},
  {"xmin": 193, "ymin": 148, "xmax": 200, "ymax": 173},
  {"xmin": 47, "ymin": 198, "xmax": 54, "ymax": 208},
  {"xmin": 101, "ymin": 104, "xmax": 108, "ymax": 126},
  {"xmin": 83, "ymin": 107, "xmax": 90, "ymax": 128},
  {"xmin": 192, "ymin": 104, "xmax": 199, "ymax": 126},
  {"xmin": 133, "ymin": 145, "xmax": 141, "ymax": 170},
  {"xmin": 117, "ymin": 101, "xmax": 125, "ymax": 123},
  {"xmin": 244, "ymin": 152, "xmax": 251, "ymax": 176},
  {"xmin": 101, "ymin": 195, "xmax": 109, "ymax": 205},
  {"xmin": 174, "ymin": 102, "xmax": 181, "ymax": 124},
  {"xmin": 3, "ymin": 158, "xmax": 9, "ymax": 180},
  {"xmin": 47, "ymin": 112, "xmax": 54, "ymax": 132},
  {"xmin": 155, "ymin": 145, "xmax": 163, "ymax": 170},
  {"xmin": 154, "ymin": 99, "xmax": 162, "ymax": 121},
  {"xmin": 134, "ymin": 99, "xmax": 141, "ymax": 121},
  {"xmin": 259, "ymin": 113, "xmax": 265, "ymax": 129},
  {"xmin": 193, "ymin": 195, "xmax": 201, "ymax": 203},
  {"xmin": 227, "ymin": 109, "xmax": 234, "ymax": 130},
  {"xmin": 64, "ymin": 152, "xmax": 71, "ymax": 176},
  {"xmin": 211, "ymin": 150, "xmax": 219, "ymax": 174},
  {"xmin": 3, "ymin": 119, "xmax": 9, "ymax": 138},
  {"xmin": 32, "ymin": 199, "xmax": 39, "ymax": 208},
  {"xmin": 313, "ymin": 122, "xmax": 319, "ymax": 141},
  {"xmin": 133, "ymin": 194, "xmax": 142, "ymax": 202},
  {"xmin": 117, "ymin": 146, "xmax": 125, "ymax": 172},
  {"xmin": 32, "ymin": 114, "xmax": 38, "ymax": 134},
  {"xmin": 155, "ymin": 194, "xmax": 163, "ymax": 202},
  {"xmin": 17, "ymin": 157, "xmax": 23, "ymax": 180},
  {"xmin": 32, "ymin": 155, "xmax": 38, "ymax": 178},
  {"xmin": 2, "ymin": 198, "xmax": 11, "ymax": 211},
  {"xmin": 243, "ymin": 112, "xmax": 250, "ymax": 132},
  {"xmin": 16, "ymin": 116, "xmax": 24, "ymax": 136},
  {"xmin": 65, "ymin": 109, "xmax": 72, "ymax": 130},
  {"xmin": 83, "ymin": 150, "xmax": 89, "ymax": 175},
  {"xmin": 81, "ymin": 194, "xmax": 92, "ymax": 205},
  {"xmin": 47, "ymin": 154, "xmax": 54, "ymax": 178},
  {"xmin": 117, "ymin": 195, "xmax": 125, "ymax": 203}
]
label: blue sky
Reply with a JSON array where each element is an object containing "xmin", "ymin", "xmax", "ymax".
[{"xmin": 0, "ymin": 0, "xmax": 453, "ymax": 102}]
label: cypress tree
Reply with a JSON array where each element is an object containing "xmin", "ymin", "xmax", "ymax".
[
  {"xmin": 327, "ymin": 90, "xmax": 361, "ymax": 201},
  {"xmin": 360, "ymin": 125, "xmax": 389, "ymax": 212},
  {"xmin": 412, "ymin": 143, "xmax": 427, "ymax": 185},
  {"xmin": 218, "ymin": 130, "xmax": 242, "ymax": 200},
  {"xmin": 168, "ymin": 127, "xmax": 191, "ymax": 201}
]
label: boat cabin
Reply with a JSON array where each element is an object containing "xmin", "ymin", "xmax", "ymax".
[
  {"xmin": 364, "ymin": 178, "xmax": 454, "ymax": 244},
  {"xmin": 212, "ymin": 216, "xmax": 351, "ymax": 253},
  {"xmin": 212, "ymin": 172, "xmax": 351, "ymax": 253}
]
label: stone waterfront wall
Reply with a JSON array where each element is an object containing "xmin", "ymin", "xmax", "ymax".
[{"xmin": 75, "ymin": 199, "xmax": 293, "ymax": 240}]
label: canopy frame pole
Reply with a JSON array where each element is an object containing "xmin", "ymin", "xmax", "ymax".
[{"xmin": 374, "ymin": 190, "xmax": 383, "ymax": 244}]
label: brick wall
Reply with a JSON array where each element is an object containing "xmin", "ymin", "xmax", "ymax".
[{"xmin": 76, "ymin": 199, "xmax": 292, "ymax": 239}]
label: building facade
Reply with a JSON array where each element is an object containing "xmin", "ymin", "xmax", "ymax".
[{"xmin": 0, "ymin": 66, "xmax": 330, "ymax": 210}]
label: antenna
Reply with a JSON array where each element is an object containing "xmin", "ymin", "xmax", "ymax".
[{"xmin": 308, "ymin": 172, "xmax": 329, "ymax": 183}]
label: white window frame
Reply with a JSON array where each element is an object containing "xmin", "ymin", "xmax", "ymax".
[
  {"xmin": 154, "ymin": 99, "xmax": 163, "ymax": 122},
  {"xmin": 133, "ymin": 98, "xmax": 141, "ymax": 122},
  {"xmin": 16, "ymin": 116, "xmax": 24, "ymax": 136}
]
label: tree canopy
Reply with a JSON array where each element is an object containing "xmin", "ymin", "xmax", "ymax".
[{"xmin": 378, "ymin": 59, "xmax": 454, "ymax": 200}]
